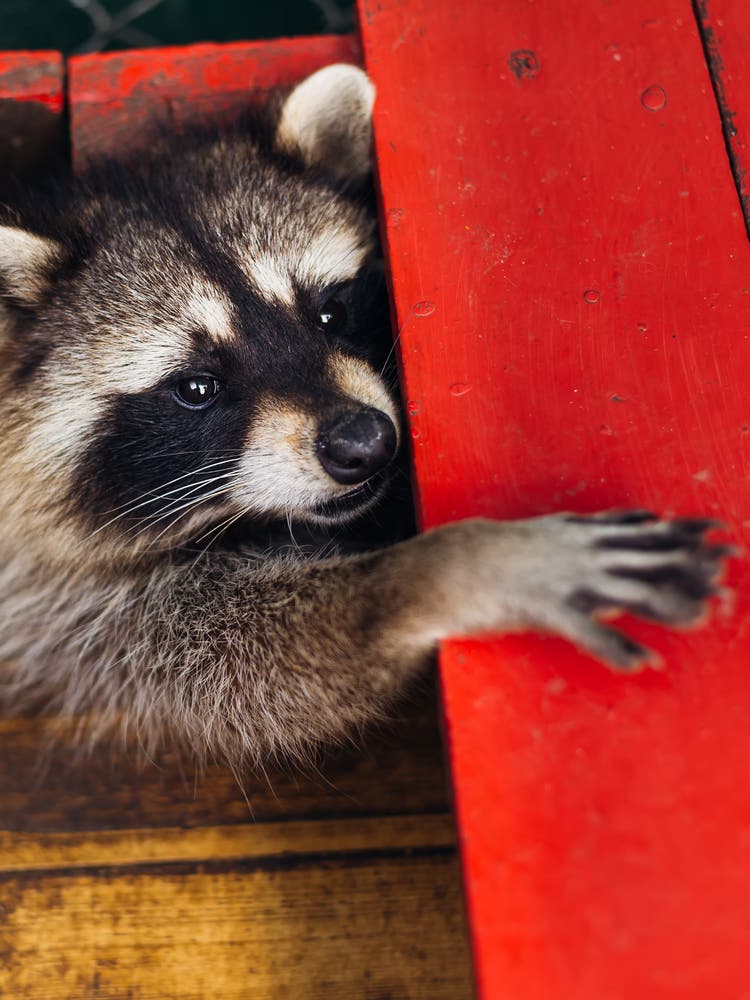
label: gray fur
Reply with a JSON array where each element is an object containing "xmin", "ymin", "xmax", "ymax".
[{"xmin": 0, "ymin": 66, "xmax": 729, "ymax": 768}]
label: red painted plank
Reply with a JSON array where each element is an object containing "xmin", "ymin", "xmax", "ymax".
[
  {"xmin": 69, "ymin": 35, "xmax": 361, "ymax": 168},
  {"xmin": 0, "ymin": 51, "xmax": 64, "ymax": 112},
  {"xmin": 0, "ymin": 51, "xmax": 66, "ymax": 191},
  {"xmin": 359, "ymin": 0, "xmax": 750, "ymax": 996}
]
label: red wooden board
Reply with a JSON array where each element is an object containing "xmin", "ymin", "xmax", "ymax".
[
  {"xmin": 0, "ymin": 51, "xmax": 65, "ymax": 182},
  {"xmin": 358, "ymin": 0, "xmax": 750, "ymax": 996},
  {"xmin": 0, "ymin": 51, "xmax": 63, "ymax": 111},
  {"xmin": 69, "ymin": 35, "xmax": 361, "ymax": 167}
]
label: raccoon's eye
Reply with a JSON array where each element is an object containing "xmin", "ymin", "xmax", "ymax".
[
  {"xmin": 173, "ymin": 376, "xmax": 221, "ymax": 409},
  {"xmin": 317, "ymin": 299, "xmax": 347, "ymax": 333}
]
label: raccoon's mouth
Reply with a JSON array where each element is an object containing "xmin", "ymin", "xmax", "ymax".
[{"xmin": 309, "ymin": 469, "xmax": 390, "ymax": 524}]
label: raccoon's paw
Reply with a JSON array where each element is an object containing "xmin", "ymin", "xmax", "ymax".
[{"xmin": 552, "ymin": 510, "xmax": 733, "ymax": 669}]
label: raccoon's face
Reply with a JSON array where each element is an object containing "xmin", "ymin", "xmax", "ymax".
[{"xmin": 0, "ymin": 66, "xmax": 402, "ymax": 556}]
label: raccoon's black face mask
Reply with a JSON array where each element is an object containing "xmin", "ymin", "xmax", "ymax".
[{"xmin": 0, "ymin": 66, "xmax": 404, "ymax": 550}]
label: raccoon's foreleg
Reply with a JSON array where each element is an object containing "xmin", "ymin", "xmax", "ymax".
[
  {"xmin": 357, "ymin": 510, "xmax": 728, "ymax": 670},
  {"xmin": 115, "ymin": 510, "xmax": 725, "ymax": 763}
]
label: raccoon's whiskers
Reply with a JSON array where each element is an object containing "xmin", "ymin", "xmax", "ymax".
[
  {"xmin": 379, "ymin": 317, "xmax": 408, "ymax": 378},
  {"xmin": 285, "ymin": 509, "xmax": 304, "ymax": 556},
  {"xmin": 128, "ymin": 448, "xmax": 243, "ymax": 463},
  {"xmin": 95, "ymin": 458, "xmax": 240, "ymax": 517},
  {"xmin": 135, "ymin": 478, "xmax": 247, "ymax": 547},
  {"xmin": 89, "ymin": 465, "xmax": 241, "ymax": 538},
  {"xmin": 313, "ymin": 532, "xmax": 343, "ymax": 560},
  {"xmin": 136, "ymin": 482, "xmax": 240, "ymax": 534},
  {"xmin": 186, "ymin": 507, "xmax": 254, "ymax": 570}
]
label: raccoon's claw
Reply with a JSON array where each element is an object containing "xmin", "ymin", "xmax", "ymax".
[
  {"xmin": 559, "ymin": 612, "xmax": 656, "ymax": 670},
  {"xmin": 584, "ymin": 514, "xmax": 725, "ymax": 553},
  {"xmin": 562, "ymin": 513, "xmax": 732, "ymax": 669},
  {"xmin": 566, "ymin": 509, "xmax": 659, "ymax": 526}
]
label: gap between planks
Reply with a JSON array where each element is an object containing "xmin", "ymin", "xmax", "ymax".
[{"xmin": 0, "ymin": 811, "xmax": 456, "ymax": 874}]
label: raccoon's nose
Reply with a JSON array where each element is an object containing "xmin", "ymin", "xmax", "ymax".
[{"xmin": 316, "ymin": 408, "xmax": 397, "ymax": 485}]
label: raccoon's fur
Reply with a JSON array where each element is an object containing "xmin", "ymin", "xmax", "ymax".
[{"xmin": 0, "ymin": 65, "xmax": 729, "ymax": 768}]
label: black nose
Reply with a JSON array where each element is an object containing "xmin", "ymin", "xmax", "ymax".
[{"xmin": 316, "ymin": 408, "xmax": 398, "ymax": 485}]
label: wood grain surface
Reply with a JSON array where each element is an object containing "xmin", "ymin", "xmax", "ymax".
[
  {"xmin": 0, "ymin": 696, "xmax": 473, "ymax": 1000},
  {"xmin": 2, "ymin": 856, "xmax": 466, "ymax": 999}
]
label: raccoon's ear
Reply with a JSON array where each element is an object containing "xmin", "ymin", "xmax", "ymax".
[
  {"xmin": 275, "ymin": 64, "xmax": 375, "ymax": 183},
  {"xmin": 0, "ymin": 225, "xmax": 65, "ymax": 308}
]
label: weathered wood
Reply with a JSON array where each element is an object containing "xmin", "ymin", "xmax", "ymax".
[
  {"xmin": 69, "ymin": 35, "xmax": 361, "ymax": 168},
  {"xmin": 358, "ymin": 0, "xmax": 750, "ymax": 995},
  {"xmin": 0, "ymin": 697, "xmax": 471, "ymax": 998},
  {"xmin": 0, "ymin": 696, "xmax": 452, "ymax": 832},
  {"xmin": 0, "ymin": 813, "xmax": 456, "ymax": 874},
  {"xmin": 0, "ymin": 51, "xmax": 65, "ymax": 192},
  {"xmin": 0, "ymin": 853, "xmax": 472, "ymax": 999}
]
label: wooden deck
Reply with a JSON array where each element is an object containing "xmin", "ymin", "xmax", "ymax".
[{"xmin": 0, "ymin": 689, "xmax": 473, "ymax": 998}]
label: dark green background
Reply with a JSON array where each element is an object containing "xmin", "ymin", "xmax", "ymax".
[{"xmin": 0, "ymin": 0, "xmax": 355, "ymax": 53}]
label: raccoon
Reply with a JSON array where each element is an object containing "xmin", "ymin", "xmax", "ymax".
[{"xmin": 0, "ymin": 64, "xmax": 729, "ymax": 767}]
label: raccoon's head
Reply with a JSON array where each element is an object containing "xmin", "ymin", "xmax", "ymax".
[{"xmin": 0, "ymin": 65, "xmax": 403, "ymax": 562}]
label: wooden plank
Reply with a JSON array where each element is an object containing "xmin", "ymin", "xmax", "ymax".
[
  {"xmin": 0, "ymin": 813, "xmax": 455, "ymax": 873},
  {"xmin": 0, "ymin": 51, "xmax": 66, "ymax": 189},
  {"xmin": 0, "ymin": 705, "xmax": 469, "ymax": 997},
  {"xmin": 0, "ymin": 51, "xmax": 63, "ymax": 112},
  {"xmin": 0, "ymin": 699, "xmax": 470, "ymax": 996},
  {"xmin": 358, "ymin": 0, "xmax": 750, "ymax": 996},
  {"xmin": 0, "ymin": 697, "xmax": 451, "ymax": 832},
  {"xmin": 0, "ymin": 854, "xmax": 472, "ymax": 999},
  {"xmin": 68, "ymin": 35, "xmax": 361, "ymax": 167}
]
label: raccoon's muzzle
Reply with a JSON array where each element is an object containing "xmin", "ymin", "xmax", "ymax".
[{"xmin": 316, "ymin": 408, "xmax": 397, "ymax": 485}]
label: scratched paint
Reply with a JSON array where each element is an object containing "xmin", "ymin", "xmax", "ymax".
[
  {"xmin": 69, "ymin": 36, "xmax": 361, "ymax": 167},
  {"xmin": 0, "ymin": 53, "xmax": 63, "ymax": 113},
  {"xmin": 693, "ymin": 0, "xmax": 750, "ymax": 237}
]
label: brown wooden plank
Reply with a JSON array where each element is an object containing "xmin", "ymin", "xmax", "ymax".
[
  {"xmin": 0, "ymin": 694, "xmax": 451, "ymax": 833},
  {"xmin": 0, "ymin": 695, "xmax": 470, "ymax": 996},
  {"xmin": 0, "ymin": 854, "xmax": 472, "ymax": 999},
  {"xmin": 0, "ymin": 813, "xmax": 455, "ymax": 873}
]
